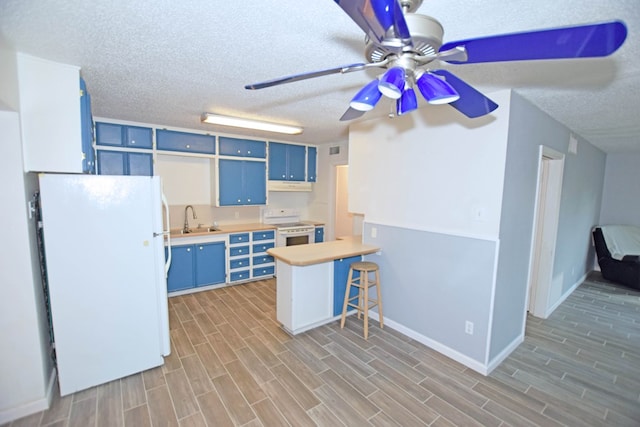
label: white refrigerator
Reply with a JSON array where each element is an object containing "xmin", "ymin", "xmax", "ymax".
[{"xmin": 38, "ymin": 174, "xmax": 172, "ymax": 396}]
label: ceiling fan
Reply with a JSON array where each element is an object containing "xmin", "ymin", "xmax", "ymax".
[{"xmin": 245, "ymin": 0, "xmax": 627, "ymax": 121}]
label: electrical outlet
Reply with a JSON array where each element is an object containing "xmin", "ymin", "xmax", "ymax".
[
  {"xmin": 465, "ymin": 321, "xmax": 474, "ymax": 335},
  {"xmin": 371, "ymin": 227, "xmax": 377, "ymax": 238},
  {"xmin": 234, "ymin": 211, "xmax": 240, "ymax": 219}
]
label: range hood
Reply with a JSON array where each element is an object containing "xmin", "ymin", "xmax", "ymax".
[{"xmin": 268, "ymin": 180, "xmax": 312, "ymax": 192}]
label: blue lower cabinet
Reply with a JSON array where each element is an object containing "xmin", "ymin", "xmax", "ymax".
[
  {"xmin": 253, "ymin": 242, "xmax": 275, "ymax": 253},
  {"xmin": 253, "ymin": 266, "xmax": 275, "ymax": 277},
  {"xmin": 166, "ymin": 242, "xmax": 225, "ymax": 292},
  {"xmin": 166, "ymin": 245, "xmax": 194, "ymax": 292},
  {"xmin": 333, "ymin": 256, "xmax": 362, "ymax": 316},
  {"xmin": 230, "ymin": 245, "xmax": 250, "ymax": 257},
  {"xmin": 253, "ymin": 255, "xmax": 274, "ymax": 266},
  {"xmin": 195, "ymin": 242, "xmax": 226, "ymax": 287},
  {"xmin": 230, "ymin": 270, "xmax": 250, "ymax": 282},
  {"xmin": 230, "ymin": 257, "xmax": 250, "ymax": 270}
]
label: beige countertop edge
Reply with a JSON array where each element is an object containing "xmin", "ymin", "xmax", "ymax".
[
  {"xmin": 169, "ymin": 223, "xmax": 276, "ymax": 238},
  {"xmin": 267, "ymin": 241, "xmax": 380, "ymax": 266}
]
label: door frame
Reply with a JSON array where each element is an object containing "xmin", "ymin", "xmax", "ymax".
[{"xmin": 527, "ymin": 145, "xmax": 564, "ymax": 318}]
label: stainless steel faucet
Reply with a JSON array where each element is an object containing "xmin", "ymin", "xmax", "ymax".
[{"xmin": 183, "ymin": 205, "xmax": 197, "ymax": 233}]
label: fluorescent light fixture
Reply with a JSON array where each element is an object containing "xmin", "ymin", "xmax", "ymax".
[{"xmin": 201, "ymin": 113, "xmax": 303, "ymax": 135}]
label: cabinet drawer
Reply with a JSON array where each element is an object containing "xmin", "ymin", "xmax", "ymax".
[
  {"xmin": 253, "ymin": 242, "xmax": 275, "ymax": 253},
  {"xmin": 252, "ymin": 230, "xmax": 275, "ymax": 241},
  {"xmin": 156, "ymin": 129, "xmax": 215, "ymax": 154},
  {"xmin": 229, "ymin": 233, "xmax": 250, "ymax": 244},
  {"xmin": 253, "ymin": 266, "xmax": 275, "ymax": 277},
  {"xmin": 253, "ymin": 255, "xmax": 274, "ymax": 266},
  {"xmin": 230, "ymin": 257, "xmax": 250, "ymax": 269},
  {"xmin": 229, "ymin": 245, "xmax": 250, "ymax": 257},
  {"xmin": 230, "ymin": 270, "xmax": 250, "ymax": 282},
  {"xmin": 219, "ymin": 136, "xmax": 266, "ymax": 158}
]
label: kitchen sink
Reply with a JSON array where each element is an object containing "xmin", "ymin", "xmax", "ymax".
[{"xmin": 180, "ymin": 226, "xmax": 221, "ymax": 234}]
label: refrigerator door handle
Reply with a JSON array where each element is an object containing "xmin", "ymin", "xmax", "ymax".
[{"xmin": 161, "ymin": 193, "xmax": 172, "ymax": 277}]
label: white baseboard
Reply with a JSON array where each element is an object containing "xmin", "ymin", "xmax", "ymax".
[
  {"xmin": 0, "ymin": 368, "xmax": 56, "ymax": 424},
  {"xmin": 368, "ymin": 311, "xmax": 492, "ymax": 375},
  {"xmin": 543, "ymin": 272, "xmax": 587, "ymax": 318},
  {"xmin": 486, "ymin": 334, "xmax": 523, "ymax": 373}
]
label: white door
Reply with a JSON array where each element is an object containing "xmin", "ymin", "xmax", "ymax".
[{"xmin": 528, "ymin": 147, "xmax": 564, "ymax": 318}]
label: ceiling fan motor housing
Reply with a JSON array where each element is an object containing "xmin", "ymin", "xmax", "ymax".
[{"xmin": 365, "ymin": 13, "xmax": 444, "ymax": 63}]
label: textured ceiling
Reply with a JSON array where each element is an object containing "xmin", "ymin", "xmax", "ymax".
[{"xmin": 1, "ymin": 0, "xmax": 638, "ymax": 152}]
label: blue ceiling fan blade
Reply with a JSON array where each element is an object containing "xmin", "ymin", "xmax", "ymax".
[
  {"xmin": 333, "ymin": 0, "xmax": 412, "ymax": 51},
  {"xmin": 430, "ymin": 70, "xmax": 498, "ymax": 118},
  {"xmin": 440, "ymin": 20, "xmax": 627, "ymax": 64}
]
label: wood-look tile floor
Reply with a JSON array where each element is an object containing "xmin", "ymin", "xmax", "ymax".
[{"xmin": 7, "ymin": 271, "xmax": 640, "ymax": 426}]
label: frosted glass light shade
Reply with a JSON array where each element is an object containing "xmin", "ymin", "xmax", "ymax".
[
  {"xmin": 416, "ymin": 72, "xmax": 460, "ymax": 105},
  {"xmin": 378, "ymin": 67, "xmax": 405, "ymax": 99},
  {"xmin": 349, "ymin": 79, "xmax": 382, "ymax": 111}
]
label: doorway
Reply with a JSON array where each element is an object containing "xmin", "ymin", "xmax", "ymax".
[
  {"xmin": 334, "ymin": 165, "xmax": 353, "ymax": 238},
  {"xmin": 528, "ymin": 146, "xmax": 564, "ymax": 318}
]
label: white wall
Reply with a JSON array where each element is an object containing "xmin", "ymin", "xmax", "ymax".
[
  {"xmin": 349, "ymin": 91, "xmax": 511, "ymax": 240},
  {"xmin": 0, "ymin": 110, "xmax": 53, "ymax": 422},
  {"xmin": 491, "ymin": 92, "xmax": 605, "ymax": 360},
  {"xmin": 348, "ymin": 90, "xmax": 511, "ymax": 371},
  {"xmin": 600, "ymin": 152, "xmax": 640, "ymax": 227}
]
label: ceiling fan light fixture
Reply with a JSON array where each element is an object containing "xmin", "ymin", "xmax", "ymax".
[
  {"xmin": 397, "ymin": 86, "xmax": 418, "ymax": 115},
  {"xmin": 201, "ymin": 113, "xmax": 303, "ymax": 135},
  {"xmin": 350, "ymin": 79, "xmax": 383, "ymax": 111},
  {"xmin": 416, "ymin": 72, "xmax": 460, "ymax": 105},
  {"xmin": 378, "ymin": 67, "xmax": 406, "ymax": 99}
]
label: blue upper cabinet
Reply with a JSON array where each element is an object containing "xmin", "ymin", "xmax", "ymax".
[
  {"xmin": 307, "ymin": 146, "xmax": 317, "ymax": 182},
  {"xmin": 268, "ymin": 142, "xmax": 306, "ymax": 181},
  {"xmin": 218, "ymin": 159, "xmax": 267, "ymax": 206},
  {"xmin": 219, "ymin": 136, "xmax": 266, "ymax": 158},
  {"xmin": 79, "ymin": 78, "xmax": 95, "ymax": 174},
  {"xmin": 95, "ymin": 122, "xmax": 153, "ymax": 149},
  {"xmin": 156, "ymin": 129, "xmax": 215, "ymax": 154}
]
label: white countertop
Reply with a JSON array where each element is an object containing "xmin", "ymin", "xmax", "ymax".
[{"xmin": 267, "ymin": 240, "xmax": 379, "ymax": 266}]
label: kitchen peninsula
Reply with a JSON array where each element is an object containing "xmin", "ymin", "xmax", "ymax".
[{"xmin": 267, "ymin": 239, "xmax": 380, "ymax": 334}]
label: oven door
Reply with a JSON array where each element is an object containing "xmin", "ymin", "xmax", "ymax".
[{"xmin": 277, "ymin": 230, "xmax": 315, "ymax": 247}]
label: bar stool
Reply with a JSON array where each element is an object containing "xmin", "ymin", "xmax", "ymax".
[{"xmin": 340, "ymin": 261, "xmax": 383, "ymax": 339}]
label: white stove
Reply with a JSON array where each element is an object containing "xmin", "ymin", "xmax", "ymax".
[{"xmin": 262, "ymin": 209, "xmax": 316, "ymax": 247}]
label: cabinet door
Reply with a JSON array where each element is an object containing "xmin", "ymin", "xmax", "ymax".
[
  {"xmin": 167, "ymin": 245, "xmax": 195, "ymax": 292},
  {"xmin": 127, "ymin": 152, "xmax": 153, "ymax": 176},
  {"xmin": 307, "ymin": 146, "xmax": 317, "ymax": 182},
  {"xmin": 288, "ymin": 144, "xmax": 306, "ymax": 181},
  {"xmin": 333, "ymin": 256, "xmax": 361, "ymax": 316},
  {"xmin": 195, "ymin": 242, "xmax": 226, "ymax": 286},
  {"xmin": 219, "ymin": 136, "xmax": 266, "ymax": 158},
  {"xmin": 268, "ymin": 142, "xmax": 288, "ymax": 180},
  {"xmin": 98, "ymin": 150, "xmax": 152, "ymax": 176},
  {"xmin": 96, "ymin": 122, "xmax": 124, "ymax": 146},
  {"xmin": 124, "ymin": 126, "xmax": 153, "ymax": 149},
  {"xmin": 243, "ymin": 160, "xmax": 267, "ymax": 205},
  {"xmin": 97, "ymin": 150, "xmax": 125, "ymax": 175},
  {"xmin": 315, "ymin": 226, "xmax": 324, "ymax": 243},
  {"xmin": 80, "ymin": 78, "xmax": 95, "ymax": 174},
  {"xmin": 218, "ymin": 159, "xmax": 244, "ymax": 206},
  {"xmin": 156, "ymin": 129, "xmax": 215, "ymax": 154}
]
